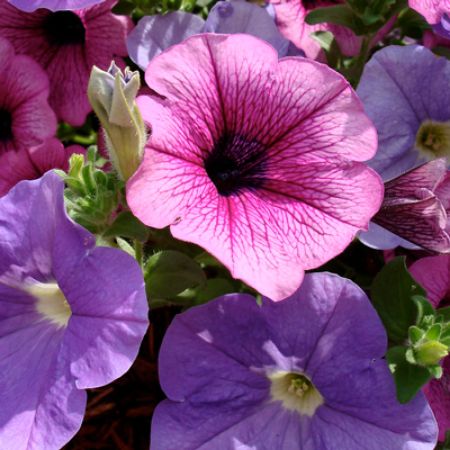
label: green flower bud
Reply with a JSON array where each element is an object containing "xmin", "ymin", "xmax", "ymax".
[
  {"xmin": 88, "ymin": 62, "xmax": 146, "ymax": 181},
  {"xmin": 415, "ymin": 340, "xmax": 448, "ymax": 366}
]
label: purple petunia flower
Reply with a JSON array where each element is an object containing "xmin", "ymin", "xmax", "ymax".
[
  {"xmin": 0, "ymin": 172, "xmax": 149, "ymax": 449},
  {"xmin": 357, "ymin": 45, "xmax": 450, "ymax": 181},
  {"xmin": 410, "ymin": 255, "xmax": 450, "ymax": 441},
  {"xmin": 152, "ymin": 272, "xmax": 438, "ymax": 449},
  {"xmin": 360, "ymin": 159, "xmax": 450, "ymax": 252},
  {"xmin": 409, "ymin": 0, "xmax": 450, "ymax": 39},
  {"xmin": 126, "ymin": 0, "xmax": 299, "ymax": 71},
  {"xmin": 126, "ymin": 33, "xmax": 383, "ymax": 301},
  {"xmin": 0, "ymin": 0, "xmax": 131, "ymax": 126},
  {"xmin": 0, "ymin": 37, "xmax": 56, "ymax": 154},
  {"xmin": 8, "ymin": 0, "xmax": 104, "ymax": 12}
]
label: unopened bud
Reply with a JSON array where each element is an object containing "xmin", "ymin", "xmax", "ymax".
[
  {"xmin": 415, "ymin": 340, "xmax": 448, "ymax": 366},
  {"xmin": 88, "ymin": 62, "xmax": 146, "ymax": 181}
]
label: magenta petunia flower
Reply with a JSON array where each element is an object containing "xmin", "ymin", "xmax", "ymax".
[
  {"xmin": 0, "ymin": 171, "xmax": 149, "ymax": 449},
  {"xmin": 0, "ymin": 37, "xmax": 56, "ymax": 154},
  {"xmin": 8, "ymin": 0, "xmax": 104, "ymax": 12},
  {"xmin": 152, "ymin": 272, "xmax": 438, "ymax": 449},
  {"xmin": 0, "ymin": 0, "xmax": 131, "ymax": 126},
  {"xmin": 127, "ymin": 34, "xmax": 383, "ymax": 301},
  {"xmin": 410, "ymin": 255, "xmax": 450, "ymax": 441},
  {"xmin": 409, "ymin": 0, "xmax": 450, "ymax": 39},
  {"xmin": 0, "ymin": 137, "xmax": 85, "ymax": 196},
  {"xmin": 361, "ymin": 159, "xmax": 450, "ymax": 252}
]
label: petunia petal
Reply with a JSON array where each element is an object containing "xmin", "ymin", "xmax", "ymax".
[{"xmin": 127, "ymin": 12, "xmax": 205, "ymax": 71}]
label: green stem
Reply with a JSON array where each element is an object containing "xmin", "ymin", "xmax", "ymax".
[{"xmin": 134, "ymin": 239, "xmax": 144, "ymax": 269}]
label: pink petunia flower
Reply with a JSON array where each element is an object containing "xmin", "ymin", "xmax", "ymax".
[
  {"xmin": 0, "ymin": 37, "xmax": 56, "ymax": 154},
  {"xmin": 409, "ymin": 0, "xmax": 450, "ymax": 33},
  {"xmin": 126, "ymin": 34, "xmax": 383, "ymax": 301},
  {"xmin": 0, "ymin": 137, "xmax": 85, "ymax": 196},
  {"xmin": 0, "ymin": 0, "xmax": 131, "ymax": 126},
  {"xmin": 410, "ymin": 255, "xmax": 450, "ymax": 441}
]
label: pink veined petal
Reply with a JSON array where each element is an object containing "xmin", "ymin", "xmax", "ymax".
[
  {"xmin": 409, "ymin": 255, "xmax": 450, "ymax": 307},
  {"xmin": 128, "ymin": 34, "xmax": 383, "ymax": 299},
  {"xmin": 374, "ymin": 195, "xmax": 450, "ymax": 253}
]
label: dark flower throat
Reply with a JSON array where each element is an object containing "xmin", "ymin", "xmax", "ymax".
[
  {"xmin": 204, "ymin": 133, "xmax": 266, "ymax": 196},
  {"xmin": 0, "ymin": 109, "xmax": 13, "ymax": 142},
  {"xmin": 43, "ymin": 11, "xmax": 86, "ymax": 46}
]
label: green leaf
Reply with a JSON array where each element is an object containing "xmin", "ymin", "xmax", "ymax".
[
  {"xmin": 305, "ymin": 5, "xmax": 365, "ymax": 34},
  {"xmin": 387, "ymin": 347, "xmax": 432, "ymax": 403},
  {"xmin": 115, "ymin": 237, "xmax": 135, "ymax": 257},
  {"xmin": 371, "ymin": 257, "xmax": 426, "ymax": 344},
  {"xmin": 193, "ymin": 278, "xmax": 236, "ymax": 305},
  {"xmin": 145, "ymin": 250, "xmax": 206, "ymax": 299},
  {"xmin": 103, "ymin": 211, "xmax": 149, "ymax": 242},
  {"xmin": 408, "ymin": 326, "xmax": 424, "ymax": 344},
  {"xmin": 425, "ymin": 323, "xmax": 442, "ymax": 340},
  {"xmin": 439, "ymin": 305, "xmax": 450, "ymax": 321},
  {"xmin": 310, "ymin": 31, "xmax": 343, "ymax": 69},
  {"xmin": 412, "ymin": 295, "xmax": 436, "ymax": 324},
  {"xmin": 112, "ymin": 0, "xmax": 135, "ymax": 14}
]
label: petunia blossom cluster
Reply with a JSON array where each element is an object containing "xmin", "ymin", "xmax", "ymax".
[{"xmin": 1, "ymin": 0, "xmax": 450, "ymax": 449}]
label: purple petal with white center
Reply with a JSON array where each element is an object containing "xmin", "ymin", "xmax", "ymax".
[
  {"xmin": 357, "ymin": 45, "xmax": 450, "ymax": 180},
  {"xmin": 127, "ymin": 12, "xmax": 205, "ymax": 71},
  {"xmin": 0, "ymin": 172, "xmax": 149, "ymax": 449},
  {"xmin": 151, "ymin": 272, "xmax": 437, "ymax": 450},
  {"xmin": 204, "ymin": 0, "xmax": 290, "ymax": 56},
  {"xmin": 127, "ymin": 34, "xmax": 383, "ymax": 300}
]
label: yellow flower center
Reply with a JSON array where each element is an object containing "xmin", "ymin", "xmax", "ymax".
[
  {"xmin": 269, "ymin": 371, "xmax": 324, "ymax": 416},
  {"xmin": 416, "ymin": 120, "xmax": 450, "ymax": 160},
  {"xmin": 27, "ymin": 282, "xmax": 72, "ymax": 328}
]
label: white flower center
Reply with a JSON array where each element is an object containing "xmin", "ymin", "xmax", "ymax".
[
  {"xmin": 416, "ymin": 120, "xmax": 450, "ymax": 160},
  {"xmin": 28, "ymin": 282, "xmax": 72, "ymax": 328},
  {"xmin": 269, "ymin": 371, "xmax": 323, "ymax": 416}
]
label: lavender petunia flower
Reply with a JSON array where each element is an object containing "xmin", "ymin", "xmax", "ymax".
[
  {"xmin": 357, "ymin": 45, "xmax": 450, "ymax": 181},
  {"xmin": 152, "ymin": 272, "xmax": 438, "ymax": 449},
  {"xmin": 126, "ymin": 33, "xmax": 383, "ymax": 301},
  {"xmin": 0, "ymin": 0, "xmax": 131, "ymax": 126},
  {"xmin": 409, "ymin": 0, "xmax": 450, "ymax": 39},
  {"xmin": 360, "ymin": 159, "xmax": 450, "ymax": 252},
  {"xmin": 410, "ymin": 255, "xmax": 450, "ymax": 441},
  {"xmin": 0, "ymin": 172, "xmax": 149, "ymax": 449},
  {"xmin": 8, "ymin": 0, "xmax": 104, "ymax": 12},
  {"xmin": 126, "ymin": 0, "xmax": 297, "ymax": 71}
]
